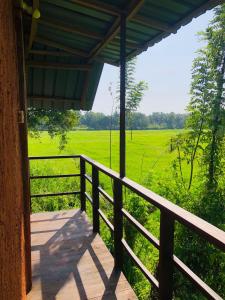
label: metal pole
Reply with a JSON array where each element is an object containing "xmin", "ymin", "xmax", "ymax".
[{"xmin": 120, "ymin": 13, "xmax": 126, "ymax": 178}]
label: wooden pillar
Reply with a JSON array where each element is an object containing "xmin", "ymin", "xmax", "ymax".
[
  {"xmin": 0, "ymin": 1, "xmax": 27, "ymax": 299},
  {"xmin": 16, "ymin": 9, "xmax": 32, "ymax": 293},
  {"xmin": 119, "ymin": 14, "xmax": 126, "ymax": 178}
]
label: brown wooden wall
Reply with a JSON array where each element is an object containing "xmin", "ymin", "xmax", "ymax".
[{"xmin": 0, "ymin": 1, "xmax": 28, "ymax": 299}]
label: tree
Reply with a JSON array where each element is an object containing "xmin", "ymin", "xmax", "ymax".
[
  {"xmin": 168, "ymin": 5, "xmax": 225, "ymax": 299},
  {"xmin": 28, "ymin": 108, "xmax": 80, "ymax": 150},
  {"xmin": 117, "ymin": 57, "xmax": 148, "ymax": 140}
]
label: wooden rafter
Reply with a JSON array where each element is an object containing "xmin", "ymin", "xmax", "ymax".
[
  {"xmin": 72, "ymin": 0, "xmax": 171, "ymax": 32},
  {"xmin": 26, "ymin": 61, "xmax": 92, "ymax": 71},
  {"xmin": 71, "ymin": 0, "xmax": 122, "ymax": 16},
  {"xmin": 29, "ymin": 50, "xmax": 74, "ymax": 57},
  {"xmin": 27, "ymin": 0, "xmax": 39, "ymax": 55},
  {"xmin": 35, "ymin": 37, "xmax": 89, "ymax": 57},
  {"xmin": 28, "ymin": 96, "xmax": 80, "ymax": 102},
  {"xmin": 134, "ymin": 15, "xmax": 172, "ymax": 33},
  {"xmin": 88, "ymin": 0, "xmax": 145, "ymax": 62},
  {"xmin": 28, "ymin": 96, "xmax": 81, "ymax": 109},
  {"xmin": 38, "ymin": 17, "xmax": 104, "ymax": 40}
]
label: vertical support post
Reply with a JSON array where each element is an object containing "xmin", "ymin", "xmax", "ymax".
[
  {"xmin": 80, "ymin": 157, "xmax": 86, "ymax": 211},
  {"xmin": 159, "ymin": 210, "xmax": 175, "ymax": 300},
  {"xmin": 16, "ymin": 9, "xmax": 32, "ymax": 292},
  {"xmin": 92, "ymin": 166, "xmax": 99, "ymax": 233},
  {"xmin": 113, "ymin": 178, "xmax": 123, "ymax": 269},
  {"xmin": 120, "ymin": 13, "xmax": 126, "ymax": 178}
]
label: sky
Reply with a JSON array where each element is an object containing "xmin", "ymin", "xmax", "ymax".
[{"xmin": 92, "ymin": 10, "xmax": 214, "ymax": 115}]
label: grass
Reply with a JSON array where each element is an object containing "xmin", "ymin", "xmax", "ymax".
[{"xmin": 29, "ymin": 129, "xmax": 183, "ymax": 184}]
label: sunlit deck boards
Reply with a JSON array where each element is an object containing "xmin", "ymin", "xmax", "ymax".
[{"xmin": 28, "ymin": 209, "xmax": 137, "ymax": 300}]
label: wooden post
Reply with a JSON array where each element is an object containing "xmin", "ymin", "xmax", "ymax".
[
  {"xmin": 0, "ymin": 1, "xmax": 27, "ymax": 298},
  {"xmin": 15, "ymin": 9, "xmax": 32, "ymax": 293},
  {"xmin": 113, "ymin": 178, "xmax": 123, "ymax": 269},
  {"xmin": 80, "ymin": 158, "xmax": 86, "ymax": 211},
  {"xmin": 158, "ymin": 210, "xmax": 175, "ymax": 300},
  {"xmin": 119, "ymin": 13, "xmax": 126, "ymax": 178},
  {"xmin": 92, "ymin": 166, "xmax": 99, "ymax": 233}
]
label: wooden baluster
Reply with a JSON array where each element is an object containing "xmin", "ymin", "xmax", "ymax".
[
  {"xmin": 92, "ymin": 166, "xmax": 99, "ymax": 233},
  {"xmin": 113, "ymin": 178, "xmax": 123, "ymax": 269},
  {"xmin": 80, "ymin": 157, "xmax": 86, "ymax": 211},
  {"xmin": 159, "ymin": 210, "xmax": 175, "ymax": 300}
]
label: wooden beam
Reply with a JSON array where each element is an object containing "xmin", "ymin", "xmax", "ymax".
[
  {"xmin": 133, "ymin": 15, "xmax": 172, "ymax": 33},
  {"xmin": 111, "ymin": 38, "xmax": 138, "ymax": 49},
  {"xmin": 71, "ymin": 0, "xmax": 122, "ymax": 16},
  {"xmin": 26, "ymin": 61, "xmax": 92, "ymax": 71},
  {"xmin": 35, "ymin": 37, "xmax": 89, "ymax": 57},
  {"xmin": 38, "ymin": 17, "xmax": 104, "ymax": 40},
  {"xmin": 71, "ymin": 0, "xmax": 171, "ymax": 32},
  {"xmin": 29, "ymin": 50, "xmax": 118, "ymax": 66},
  {"xmin": 88, "ymin": 0, "xmax": 144, "ymax": 62},
  {"xmin": 28, "ymin": 96, "xmax": 80, "ymax": 102},
  {"xmin": 29, "ymin": 49, "xmax": 74, "ymax": 57},
  {"xmin": 27, "ymin": 0, "xmax": 39, "ymax": 55},
  {"xmin": 28, "ymin": 96, "xmax": 81, "ymax": 109}
]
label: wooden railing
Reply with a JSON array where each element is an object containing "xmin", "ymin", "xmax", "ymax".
[{"xmin": 29, "ymin": 155, "xmax": 225, "ymax": 300}]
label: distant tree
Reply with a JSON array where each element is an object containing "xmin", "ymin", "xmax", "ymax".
[{"xmin": 80, "ymin": 111, "xmax": 187, "ymax": 130}]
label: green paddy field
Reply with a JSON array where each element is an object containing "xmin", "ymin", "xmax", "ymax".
[{"xmin": 28, "ymin": 129, "xmax": 183, "ymax": 184}]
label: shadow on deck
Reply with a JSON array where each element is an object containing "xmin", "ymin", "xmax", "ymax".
[{"xmin": 28, "ymin": 209, "xmax": 137, "ymax": 300}]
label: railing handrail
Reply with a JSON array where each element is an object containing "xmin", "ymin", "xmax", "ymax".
[
  {"xmin": 80, "ymin": 154, "xmax": 225, "ymax": 252},
  {"xmin": 29, "ymin": 154, "xmax": 225, "ymax": 252},
  {"xmin": 29, "ymin": 154, "xmax": 225, "ymax": 299}
]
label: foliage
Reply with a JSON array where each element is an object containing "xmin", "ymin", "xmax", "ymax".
[
  {"xmin": 167, "ymin": 5, "xmax": 225, "ymax": 299},
  {"xmin": 115, "ymin": 57, "xmax": 148, "ymax": 139},
  {"xmin": 28, "ymin": 108, "xmax": 80, "ymax": 150}
]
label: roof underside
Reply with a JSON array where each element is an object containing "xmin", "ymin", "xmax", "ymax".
[{"xmin": 24, "ymin": 0, "xmax": 224, "ymax": 110}]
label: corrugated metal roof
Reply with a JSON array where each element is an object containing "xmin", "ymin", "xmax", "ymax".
[{"xmin": 23, "ymin": 0, "xmax": 224, "ymax": 110}]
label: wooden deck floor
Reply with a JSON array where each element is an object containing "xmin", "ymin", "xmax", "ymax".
[{"xmin": 28, "ymin": 209, "xmax": 137, "ymax": 300}]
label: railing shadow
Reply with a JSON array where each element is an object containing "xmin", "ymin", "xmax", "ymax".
[{"xmin": 30, "ymin": 210, "xmax": 123, "ymax": 300}]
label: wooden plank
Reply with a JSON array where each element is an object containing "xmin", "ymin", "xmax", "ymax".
[
  {"xmin": 35, "ymin": 37, "xmax": 89, "ymax": 57},
  {"xmin": 174, "ymin": 256, "xmax": 223, "ymax": 300},
  {"xmin": 30, "ymin": 174, "xmax": 80, "ymax": 179},
  {"xmin": 71, "ymin": 0, "xmax": 122, "ymax": 16},
  {"xmin": 26, "ymin": 61, "xmax": 92, "ymax": 71},
  {"xmin": 122, "ymin": 208, "xmax": 159, "ymax": 249},
  {"xmin": 38, "ymin": 16, "xmax": 104, "ymax": 39},
  {"xmin": 31, "ymin": 191, "xmax": 80, "ymax": 198},
  {"xmin": 28, "ymin": 210, "xmax": 137, "ymax": 300},
  {"xmin": 122, "ymin": 239, "xmax": 159, "ymax": 289},
  {"xmin": 29, "ymin": 49, "xmax": 74, "ymax": 57}
]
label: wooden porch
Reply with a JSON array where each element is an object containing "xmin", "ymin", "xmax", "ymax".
[{"xmin": 28, "ymin": 209, "xmax": 137, "ymax": 300}]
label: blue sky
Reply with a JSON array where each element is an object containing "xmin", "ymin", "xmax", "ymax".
[{"xmin": 92, "ymin": 10, "xmax": 214, "ymax": 115}]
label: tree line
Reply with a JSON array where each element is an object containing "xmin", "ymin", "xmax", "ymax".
[{"xmin": 79, "ymin": 111, "xmax": 187, "ymax": 130}]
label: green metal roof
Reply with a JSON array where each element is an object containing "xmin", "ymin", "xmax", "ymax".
[{"xmin": 24, "ymin": 0, "xmax": 224, "ymax": 110}]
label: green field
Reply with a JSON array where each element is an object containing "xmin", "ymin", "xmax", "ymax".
[
  {"xmin": 29, "ymin": 129, "xmax": 182, "ymax": 298},
  {"xmin": 29, "ymin": 129, "xmax": 183, "ymax": 185}
]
